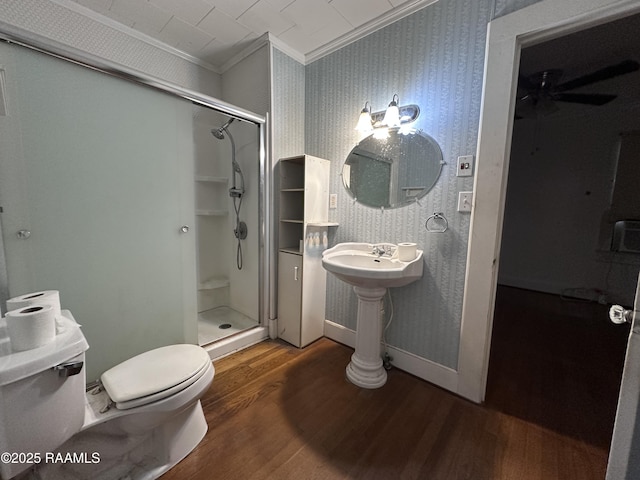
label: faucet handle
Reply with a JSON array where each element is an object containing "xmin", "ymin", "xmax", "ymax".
[{"xmin": 372, "ymin": 243, "xmax": 395, "ymax": 256}]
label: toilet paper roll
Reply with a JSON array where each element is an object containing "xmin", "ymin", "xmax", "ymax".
[
  {"xmin": 5, "ymin": 304, "xmax": 56, "ymax": 351},
  {"xmin": 397, "ymin": 242, "xmax": 417, "ymax": 261},
  {"xmin": 7, "ymin": 290, "xmax": 61, "ymax": 317}
]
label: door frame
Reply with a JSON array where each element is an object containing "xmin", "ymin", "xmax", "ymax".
[{"xmin": 458, "ymin": 0, "xmax": 640, "ymax": 402}]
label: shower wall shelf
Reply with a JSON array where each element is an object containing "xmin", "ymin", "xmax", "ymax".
[
  {"xmin": 196, "ymin": 209, "xmax": 228, "ymax": 216},
  {"xmin": 198, "ymin": 277, "xmax": 230, "ymax": 291},
  {"xmin": 277, "ymin": 155, "xmax": 331, "ymax": 348},
  {"xmin": 194, "ymin": 171, "xmax": 232, "ymax": 313},
  {"xmin": 195, "ymin": 175, "xmax": 228, "ymax": 183}
]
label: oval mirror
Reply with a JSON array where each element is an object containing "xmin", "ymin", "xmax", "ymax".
[{"xmin": 341, "ymin": 128, "xmax": 444, "ymax": 209}]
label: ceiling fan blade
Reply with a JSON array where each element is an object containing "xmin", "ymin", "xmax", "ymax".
[
  {"xmin": 555, "ymin": 60, "xmax": 639, "ymax": 92},
  {"xmin": 552, "ymin": 92, "xmax": 617, "ymax": 105}
]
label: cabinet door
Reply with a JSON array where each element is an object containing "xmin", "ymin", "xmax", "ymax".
[{"xmin": 278, "ymin": 252, "xmax": 302, "ymax": 346}]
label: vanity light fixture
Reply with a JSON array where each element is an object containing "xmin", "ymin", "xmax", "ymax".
[{"xmin": 354, "ymin": 94, "xmax": 420, "ymax": 132}]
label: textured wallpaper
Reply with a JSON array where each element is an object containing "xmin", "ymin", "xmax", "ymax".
[
  {"xmin": 272, "ymin": 48, "xmax": 305, "ymax": 161},
  {"xmin": 306, "ymin": 0, "xmax": 493, "ymax": 369},
  {"xmin": 493, "ymin": 0, "xmax": 543, "ymax": 19}
]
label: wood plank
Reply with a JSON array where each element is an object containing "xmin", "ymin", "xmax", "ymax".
[{"xmin": 162, "ymin": 287, "xmax": 624, "ymax": 480}]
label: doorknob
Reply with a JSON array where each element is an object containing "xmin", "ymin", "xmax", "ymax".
[{"xmin": 609, "ymin": 305, "xmax": 634, "ymax": 324}]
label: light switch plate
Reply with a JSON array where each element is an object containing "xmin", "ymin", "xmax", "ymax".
[
  {"xmin": 329, "ymin": 194, "xmax": 337, "ymax": 209},
  {"xmin": 456, "ymin": 155, "xmax": 474, "ymax": 177},
  {"xmin": 457, "ymin": 191, "xmax": 473, "ymax": 212}
]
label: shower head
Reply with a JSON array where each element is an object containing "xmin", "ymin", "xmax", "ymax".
[{"xmin": 211, "ymin": 117, "xmax": 235, "ymax": 139}]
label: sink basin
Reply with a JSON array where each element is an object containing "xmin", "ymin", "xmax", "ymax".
[{"xmin": 322, "ymin": 242, "xmax": 423, "ymax": 289}]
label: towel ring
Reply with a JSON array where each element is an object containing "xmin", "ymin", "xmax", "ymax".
[{"xmin": 425, "ymin": 212, "xmax": 448, "ymax": 233}]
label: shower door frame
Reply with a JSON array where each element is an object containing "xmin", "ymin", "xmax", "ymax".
[{"xmin": 0, "ymin": 26, "xmax": 271, "ymax": 355}]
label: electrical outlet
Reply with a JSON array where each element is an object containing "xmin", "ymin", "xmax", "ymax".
[
  {"xmin": 457, "ymin": 191, "xmax": 473, "ymax": 212},
  {"xmin": 329, "ymin": 194, "xmax": 337, "ymax": 209},
  {"xmin": 456, "ymin": 155, "xmax": 474, "ymax": 177}
]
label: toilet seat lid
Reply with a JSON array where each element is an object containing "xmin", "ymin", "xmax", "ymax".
[{"xmin": 100, "ymin": 344, "xmax": 211, "ymax": 404}]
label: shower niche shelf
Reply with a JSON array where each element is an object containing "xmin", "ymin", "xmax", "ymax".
[
  {"xmin": 277, "ymin": 154, "xmax": 331, "ymax": 348},
  {"xmin": 195, "ymin": 175, "xmax": 229, "ymax": 217}
]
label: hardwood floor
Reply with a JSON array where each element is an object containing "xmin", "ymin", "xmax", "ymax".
[{"xmin": 162, "ymin": 287, "xmax": 629, "ymax": 480}]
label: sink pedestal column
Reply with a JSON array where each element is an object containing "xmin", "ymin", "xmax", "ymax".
[{"xmin": 346, "ymin": 286, "xmax": 388, "ymax": 389}]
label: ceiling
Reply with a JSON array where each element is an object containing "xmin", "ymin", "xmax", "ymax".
[
  {"xmin": 517, "ymin": 12, "xmax": 640, "ymax": 118},
  {"xmin": 60, "ymin": 0, "xmax": 640, "ymax": 103},
  {"xmin": 67, "ymin": 0, "xmax": 432, "ymax": 71}
]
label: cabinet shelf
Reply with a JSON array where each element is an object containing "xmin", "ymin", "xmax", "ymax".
[
  {"xmin": 281, "ymin": 188, "xmax": 304, "ymax": 192},
  {"xmin": 307, "ymin": 222, "xmax": 339, "ymax": 227},
  {"xmin": 280, "ymin": 219, "xmax": 304, "ymax": 224},
  {"xmin": 280, "ymin": 247, "xmax": 303, "ymax": 255}
]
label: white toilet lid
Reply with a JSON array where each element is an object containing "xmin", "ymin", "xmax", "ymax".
[{"xmin": 100, "ymin": 344, "xmax": 211, "ymax": 404}]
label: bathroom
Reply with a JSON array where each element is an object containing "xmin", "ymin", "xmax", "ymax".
[{"xmin": 0, "ymin": 0, "xmax": 639, "ymax": 477}]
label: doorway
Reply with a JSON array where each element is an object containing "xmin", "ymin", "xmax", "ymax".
[
  {"xmin": 487, "ymin": 11, "xmax": 640, "ymax": 458},
  {"xmin": 458, "ymin": 0, "xmax": 640, "ymax": 403}
]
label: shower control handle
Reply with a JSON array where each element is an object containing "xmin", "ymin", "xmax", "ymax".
[
  {"xmin": 179, "ymin": 225, "xmax": 189, "ymax": 234},
  {"xmin": 609, "ymin": 305, "xmax": 634, "ymax": 324},
  {"xmin": 16, "ymin": 229, "xmax": 31, "ymax": 239}
]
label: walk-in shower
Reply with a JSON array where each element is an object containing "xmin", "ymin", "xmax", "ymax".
[
  {"xmin": 0, "ymin": 34, "xmax": 269, "ymax": 380},
  {"xmin": 211, "ymin": 118, "xmax": 247, "ymax": 270},
  {"xmin": 194, "ymin": 108, "xmax": 263, "ymax": 349}
]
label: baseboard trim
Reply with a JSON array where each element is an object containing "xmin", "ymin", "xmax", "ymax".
[{"xmin": 323, "ymin": 320, "xmax": 458, "ymax": 393}]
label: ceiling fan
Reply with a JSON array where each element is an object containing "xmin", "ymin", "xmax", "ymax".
[{"xmin": 515, "ymin": 59, "xmax": 640, "ymax": 118}]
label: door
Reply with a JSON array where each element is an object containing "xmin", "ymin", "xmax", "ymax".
[{"xmin": 607, "ymin": 273, "xmax": 640, "ymax": 479}]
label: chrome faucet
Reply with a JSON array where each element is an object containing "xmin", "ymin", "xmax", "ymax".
[{"xmin": 372, "ymin": 245, "xmax": 389, "ymax": 257}]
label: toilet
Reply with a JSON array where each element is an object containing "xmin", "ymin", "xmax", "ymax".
[{"xmin": 0, "ymin": 310, "xmax": 214, "ymax": 480}]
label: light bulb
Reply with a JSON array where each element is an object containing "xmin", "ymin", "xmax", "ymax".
[
  {"xmin": 355, "ymin": 102, "xmax": 373, "ymax": 133},
  {"xmin": 382, "ymin": 94, "xmax": 400, "ymax": 127}
]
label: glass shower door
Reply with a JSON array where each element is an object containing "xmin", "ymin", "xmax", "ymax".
[{"xmin": 0, "ymin": 42, "xmax": 197, "ymax": 380}]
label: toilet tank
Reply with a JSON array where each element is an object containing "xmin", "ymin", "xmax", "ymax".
[{"xmin": 0, "ymin": 311, "xmax": 89, "ymax": 479}]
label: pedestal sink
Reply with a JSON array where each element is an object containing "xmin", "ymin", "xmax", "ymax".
[{"xmin": 322, "ymin": 242, "xmax": 424, "ymax": 388}]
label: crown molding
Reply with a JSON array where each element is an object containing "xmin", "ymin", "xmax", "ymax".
[
  {"xmin": 219, "ymin": 32, "xmax": 305, "ymax": 73},
  {"xmin": 49, "ymin": 0, "xmax": 222, "ymax": 74},
  {"xmin": 305, "ymin": 0, "xmax": 440, "ymax": 65},
  {"xmin": 266, "ymin": 33, "xmax": 306, "ymax": 65},
  {"xmin": 48, "ymin": 0, "xmax": 441, "ymax": 73}
]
